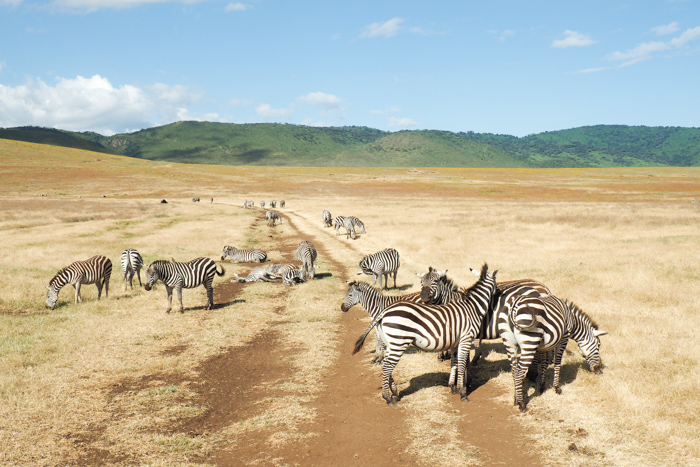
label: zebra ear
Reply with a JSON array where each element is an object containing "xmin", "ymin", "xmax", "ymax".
[
  {"xmin": 470, "ymin": 268, "xmax": 479, "ymax": 277},
  {"xmin": 171, "ymin": 257, "xmax": 176, "ymax": 263},
  {"xmin": 593, "ymin": 329, "xmax": 608, "ymax": 337},
  {"xmin": 416, "ymin": 272, "xmax": 425, "ymax": 278},
  {"xmin": 439, "ymin": 269, "xmax": 448, "ymax": 277},
  {"xmin": 45, "ymin": 286, "xmax": 50, "ymax": 291},
  {"xmin": 357, "ymin": 270, "xmax": 364, "ymax": 275}
]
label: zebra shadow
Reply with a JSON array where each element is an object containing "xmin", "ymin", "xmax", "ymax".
[
  {"xmin": 313, "ymin": 272, "xmax": 333, "ymax": 280},
  {"xmin": 184, "ymin": 299, "xmax": 246, "ymax": 312}
]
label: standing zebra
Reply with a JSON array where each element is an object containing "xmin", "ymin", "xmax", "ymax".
[
  {"xmin": 45, "ymin": 255, "xmax": 112, "ymax": 309},
  {"xmin": 266, "ymin": 211, "xmax": 282, "ymax": 226},
  {"xmin": 120, "ymin": 249, "xmax": 143, "ymax": 291},
  {"xmin": 295, "ymin": 240, "xmax": 317, "ymax": 280},
  {"xmin": 221, "ymin": 246, "xmax": 267, "ymax": 263},
  {"xmin": 280, "ymin": 200, "xmax": 285, "ymax": 208},
  {"xmin": 341, "ymin": 281, "xmax": 422, "ymax": 364},
  {"xmin": 260, "ymin": 201, "xmax": 265, "ymax": 208},
  {"xmin": 270, "ymin": 200, "xmax": 277, "ymax": 208},
  {"xmin": 144, "ymin": 257, "xmax": 225, "ymax": 313},
  {"xmin": 354, "ymin": 264, "xmax": 498, "ymax": 405},
  {"xmin": 358, "ymin": 248, "xmax": 400, "ymax": 289},
  {"xmin": 334, "ymin": 216, "xmax": 365, "ymax": 237},
  {"xmin": 500, "ymin": 294, "xmax": 606, "ymax": 412},
  {"xmin": 322, "ymin": 210, "xmax": 333, "ymax": 228}
]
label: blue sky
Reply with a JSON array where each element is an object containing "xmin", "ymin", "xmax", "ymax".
[{"xmin": 1, "ymin": 1, "xmax": 699, "ymax": 136}]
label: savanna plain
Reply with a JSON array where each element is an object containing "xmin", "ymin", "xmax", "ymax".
[{"xmin": 1, "ymin": 138, "xmax": 699, "ymax": 466}]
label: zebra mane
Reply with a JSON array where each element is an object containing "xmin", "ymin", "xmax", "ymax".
[
  {"xmin": 461, "ymin": 263, "xmax": 490, "ymax": 298},
  {"xmin": 351, "ymin": 280, "xmax": 384, "ymax": 296},
  {"xmin": 49, "ymin": 268, "xmax": 67, "ymax": 284},
  {"xmin": 566, "ymin": 300, "xmax": 599, "ymax": 330},
  {"xmin": 150, "ymin": 260, "xmax": 172, "ymax": 267}
]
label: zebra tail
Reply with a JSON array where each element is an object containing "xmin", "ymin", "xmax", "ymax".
[
  {"xmin": 352, "ymin": 313, "xmax": 383, "ymax": 355},
  {"xmin": 216, "ymin": 264, "xmax": 226, "ymax": 276}
]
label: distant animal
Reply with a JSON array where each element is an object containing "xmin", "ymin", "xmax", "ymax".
[
  {"xmin": 161, "ymin": 199, "xmax": 168, "ymax": 204},
  {"xmin": 358, "ymin": 248, "xmax": 400, "ymax": 289},
  {"xmin": 295, "ymin": 240, "xmax": 317, "ymax": 280},
  {"xmin": 266, "ymin": 211, "xmax": 282, "ymax": 226},
  {"xmin": 322, "ymin": 210, "xmax": 333, "ymax": 228},
  {"xmin": 210, "ymin": 198, "xmax": 213, "ymax": 203},
  {"xmin": 334, "ymin": 216, "xmax": 365, "ymax": 237},
  {"xmin": 500, "ymin": 294, "xmax": 606, "ymax": 412},
  {"xmin": 354, "ymin": 264, "xmax": 499, "ymax": 405},
  {"xmin": 120, "ymin": 249, "xmax": 144, "ymax": 291},
  {"xmin": 144, "ymin": 257, "xmax": 225, "ymax": 313},
  {"xmin": 270, "ymin": 200, "xmax": 277, "ymax": 208},
  {"xmin": 261, "ymin": 201, "xmax": 265, "ymax": 208},
  {"xmin": 280, "ymin": 200, "xmax": 285, "ymax": 208},
  {"xmin": 220, "ymin": 246, "xmax": 267, "ymax": 263},
  {"xmin": 45, "ymin": 255, "xmax": 112, "ymax": 309},
  {"xmin": 192, "ymin": 197, "xmax": 200, "ymax": 202}
]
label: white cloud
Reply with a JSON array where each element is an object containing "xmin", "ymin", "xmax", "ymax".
[
  {"xmin": 606, "ymin": 25, "xmax": 700, "ymax": 66},
  {"xmin": 574, "ymin": 67, "xmax": 607, "ymax": 74},
  {"xmin": 0, "ymin": 0, "xmax": 23, "ymax": 6},
  {"xmin": 552, "ymin": 30, "xmax": 597, "ymax": 48},
  {"xmin": 370, "ymin": 106, "xmax": 400, "ymax": 115},
  {"xmin": 255, "ymin": 103, "xmax": 293, "ymax": 120},
  {"xmin": 297, "ymin": 92, "xmax": 341, "ymax": 110},
  {"xmin": 225, "ymin": 2, "xmax": 249, "ymax": 12},
  {"xmin": 49, "ymin": 0, "xmax": 206, "ymax": 13},
  {"xmin": 360, "ymin": 17, "xmax": 404, "ymax": 38},
  {"xmin": 652, "ymin": 22, "xmax": 679, "ymax": 36},
  {"xmin": 388, "ymin": 117, "xmax": 417, "ymax": 128},
  {"xmin": 0, "ymin": 74, "xmax": 202, "ymax": 135}
]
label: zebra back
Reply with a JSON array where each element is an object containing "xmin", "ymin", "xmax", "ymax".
[
  {"xmin": 120, "ymin": 249, "xmax": 143, "ymax": 274},
  {"xmin": 359, "ymin": 248, "xmax": 400, "ymax": 277},
  {"xmin": 322, "ymin": 210, "xmax": 333, "ymax": 227},
  {"xmin": 341, "ymin": 280, "xmax": 420, "ymax": 318},
  {"xmin": 295, "ymin": 241, "xmax": 318, "ymax": 279},
  {"xmin": 145, "ymin": 257, "xmax": 224, "ymax": 290},
  {"xmin": 221, "ymin": 246, "xmax": 267, "ymax": 263}
]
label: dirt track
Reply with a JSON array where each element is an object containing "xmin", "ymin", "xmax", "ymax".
[{"xmin": 154, "ymin": 209, "xmax": 544, "ymax": 466}]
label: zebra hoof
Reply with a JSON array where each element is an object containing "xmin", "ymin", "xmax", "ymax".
[
  {"xmin": 555, "ymin": 386, "xmax": 562, "ymax": 395},
  {"xmin": 519, "ymin": 403, "xmax": 528, "ymax": 413},
  {"xmin": 460, "ymin": 394, "xmax": 469, "ymax": 402}
]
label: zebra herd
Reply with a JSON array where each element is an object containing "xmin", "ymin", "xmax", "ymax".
[
  {"xmin": 345, "ymin": 259, "xmax": 607, "ymax": 410},
  {"xmin": 244, "ymin": 199, "xmax": 285, "ymax": 209}
]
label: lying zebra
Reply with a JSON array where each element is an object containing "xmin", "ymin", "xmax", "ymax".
[
  {"xmin": 233, "ymin": 263, "xmax": 285, "ymax": 283},
  {"xmin": 221, "ymin": 246, "xmax": 267, "ymax": 263}
]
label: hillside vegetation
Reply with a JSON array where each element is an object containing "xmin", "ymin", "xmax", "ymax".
[{"xmin": 1, "ymin": 122, "xmax": 699, "ymax": 167}]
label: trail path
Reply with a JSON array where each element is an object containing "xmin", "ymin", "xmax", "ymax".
[{"xmin": 192, "ymin": 208, "xmax": 543, "ymax": 466}]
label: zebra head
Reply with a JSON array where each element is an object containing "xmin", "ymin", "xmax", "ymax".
[
  {"xmin": 341, "ymin": 281, "xmax": 363, "ymax": 312},
  {"xmin": 416, "ymin": 267, "xmax": 448, "ymax": 303},
  {"xmin": 144, "ymin": 263, "xmax": 162, "ymax": 291},
  {"xmin": 568, "ymin": 301, "xmax": 607, "ymax": 374},
  {"xmin": 45, "ymin": 285, "xmax": 59, "ymax": 309},
  {"xmin": 355, "ymin": 219, "xmax": 366, "ymax": 234},
  {"xmin": 221, "ymin": 245, "xmax": 235, "ymax": 260}
]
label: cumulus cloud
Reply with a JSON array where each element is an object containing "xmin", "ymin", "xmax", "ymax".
[
  {"xmin": 0, "ymin": 74, "xmax": 202, "ymax": 135},
  {"xmin": 552, "ymin": 30, "xmax": 597, "ymax": 48},
  {"xmin": 606, "ymin": 25, "xmax": 700, "ymax": 66},
  {"xmin": 49, "ymin": 0, "xmax": 205, "ymax": 13},
  {"xmin": 225, "ymin": 2, "xmax": 249, "ymax": 12},
  {"xmin": 255, "ymin": 103, "xmax": 293, "ymax": 120},
  {"xmin": 370, "ymin": 106, "xmax": 400, "ymax": 116},
  {"xmin": 652, "ymin": 22, "xmax": 679, "ymax": 36},
  {"xmin": 388, "ymin": 117, "xmax": 417, "ymax": 128},
  {"xmin": 297, "ymin": 92, "xmax": 341, "ymax": 110},
  {"xmin": 360, "ymin": 17, "xmax": 404, "ymax": 38}
]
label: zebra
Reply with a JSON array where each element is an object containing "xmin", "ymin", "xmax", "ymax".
[
  {"xmin": 45, "ymin": 255, "xmax": 112, "ymax": 309},
  {"xmin": 500, "ymin": 294, "xmax": 606, "ymax": 412},
  {"xmin": 417, "ymin": 267, "xmax": 550, "ymax": 364},
  {"xmin": 266, "ymin": 211, "xmax": 282, "ymax": 226},
  {"xmin": 322, "ymin": 210, "xmax": 333, "ymax": 228},
  {"xmin": 270, "ymin": 200, "xmax": 277, "ymax": 208},
  {"xmin": 221, "ymin": 246, "xmax": 267, "ymax": 263},
  {"xmin": 334, "ymin": 216, "xmax": 365, "ymax": 237},
  {"xmin": 233, "ymin": 266, "xmax": 277, "ymax": 283},
  {"xmin": 341, "ymin": 281, "xmax": 423, "ymax": 364},
  {"xmin": 353, "ymin": 264, "xmax": 499, "ymax": 405},
  {"xmin": 276, "ymin": 263, "xmax": 306, "ymax": 286},
  {"xmin": 120, "ymin": 249, "xmax": 143, "ymax": 291},
  {"xmin": 243, "ymin": 199, "xmax": 249, "ymax": 209},
  {"xmin": 144, "ymin": 257, "xmax": 225, "ymax": 313},
  {"xmin": 295, "ymin": 240, "xmax": 317, "ymax": 280},
  {"xmin": 357, "ymin": 248, "xmax": 400, "ymax": 289},
  {"xmin": 261, "ymin": 201, "xmax": 265, "ymax": 208},
  {"xmin": 280, "ymin": 200, "xmax": 285, "ymax": 208}
]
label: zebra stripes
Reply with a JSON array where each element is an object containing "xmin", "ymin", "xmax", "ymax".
[
  {"xmin": 358, "ymin": 248, "xmax": 400, "ymax": 289},
  {"xmin": 221, "ymin": 246, "xmax": 267, "ymax": 263},
  {"xmin": 295, "ymin": 240, "xmax": 317, "ymax": 280},
  {"xmin": 144, "ymin": 257, "xmax": 225, "ymax": 313},
  {"xmin": 341, "ymin": 280, "xmax": 422, "ymax": 364},
  {"xmin": 45, "ymin": 255, "xmax": 112, "ymax": 309},
  {"xmin": 280, "ymin": 200, "xmax": 285, "ymax": 208},
  {"xmin": 121, "ymin": 249, "xmax": 143, "ymax": 291},
  {"xmin": 266, "ymin": 211, "xmax": 282, "ymax": 226},
  {"xmin": 334, "ymin": 216, "xmax": 365, "ymax": 238},
  {"xmin": 354, "ymin": 264, "xmax": 498, "ymax": 405},
  {"xmin": 277, "ymin": 263, "xmax": 307, "ymax": 286},
  {"xmin": 261, "ymin": 201, "xmax": 265, "ymax": 208},
  {"xmin": 500, "ymin": 294, "xmax": 606, "ymax": 412},
  {"xmin": 322, "ymin": 210, "xmax": 333, "ymax": 228}
]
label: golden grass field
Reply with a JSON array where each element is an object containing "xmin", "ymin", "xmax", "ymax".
[{"xmin": 1, "ymin": 138, "xmax": 699, "ymax": 466}]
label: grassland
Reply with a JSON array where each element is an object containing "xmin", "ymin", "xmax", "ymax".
[{"xmin": 1, "ymin": 138, "xmax": 699, "ymax": 466}]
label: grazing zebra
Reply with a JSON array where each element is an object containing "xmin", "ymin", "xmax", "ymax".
[
  {"xmin": 220, "ymin": 246, "xmax": 267, "ymax": 263},
  {"xmin": 270, "ymin": 200, "xmax": 277, "ymax": 208},
  {"xmin": 341, "ymin": 281, "xmax": 422, "ymax": 364},
  {"xmin": 417, "ymin": 268, "xmax": 550, "ymax": 364},
  {"xmin": 322, "ymin": 210, "xmax": 333, "ymax": 228},
  {"xmin": 243, "ymin": 199, "xmax": 249, "ymax": 208},
  {"xmin": 261, "ymin": 201, "xmax": 265, "ymax": 208},
  {"xmin": 144, "ymin": 257, "xmax": 225, "ymax": 313},
  {"xmin": 247, "ymin": 200, "xmax": 255, "ymax": 208},
  {"xmin": 500, "ymin": 294, "xmax": 606, "ymax": 412},
  {"xmin": 334, "ymin": 216, "xmax": 365, "ymax": 237},
  {"xmin": 280, "ymin": 200, "xmax": 285, "ymax": 208},
  {"xmin": 266, "ymin": 211, "xmax": 282, "ymax": 226},
  {"xmin": 45, "ymin": 255, "xmax": 112, "ymax": 309},
  {"xmin": 343, "ymin": 217, "xmax": 356, "ymax": 239},
  {"xmin": 120, "ymin": 249, "xmax": 143, "ymax": 291},
  {"xmin": 353, "ymin": 264, "xmax": 498, "ymax": 405},
  {"xmin": 192, "ymin": 197, "xmax": 200, "ymax": 202},
  {"xmin": 295, "ymin": 240, "xmax": 317, "ymax": 280},
  {"xmin": 358, "ymin": 248, "xmax": 400, "ymax": 289}
]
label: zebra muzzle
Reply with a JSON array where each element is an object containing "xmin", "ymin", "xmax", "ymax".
[{"xmin": 144, "ymin": 283, "xmax": 152, "ymax": 291}]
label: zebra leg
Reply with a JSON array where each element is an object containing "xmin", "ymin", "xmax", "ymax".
[
  {"xmin": 176, "ymin": 287, "xmax": 184, "ymax": 313},
  {"xmin": 456, "ymin": 339, "xmax": 473, "ymax": 401},
  {"xmin": 96, "ymin": 280, "xmax": 104, "ymax": 300},
  {"xmin": 165, "ymin": 285, "xmax": 173, "ymax": 314},
  {"xmin": 137, "ymin": 269, "xmax": 142, "ymax": 287},
  {"xmin": 372, "ymin": 333, "xmax": 385, "ymax": 364},
  {"xmin": 514, "ymin": 352, "xmax": 534, "ymax": 412},
  {"xmin": 124, "ymin": 271, "xmax": 129, "ymax": 291},
  {"xmin": 471, "ymin": 339, "xmax": 482, "ymax": 366},
  {"xmin": 448, "ymin": 353, "xmax": 458, "ymax": 390},
  {"xmin": 382, "ymin": 347, "xmax": 407, "ymax": 405},
  {"xmin": 104, "ymin": 276, "xmax": 109, "ymax": 298},
  {"xmin": 392, "ymin": 270, "xmax": 397, "ymax": 289},
  {"xmin": 536, "ymin": 352, "xmax": 548, "ymax": 394},
  {"xmin": 552, "ymin": 343, "xmax": 567, "ymax": 394},
  {"xmin": 205, "ymin": 281, "xmax": 214, "ymax": 310}
]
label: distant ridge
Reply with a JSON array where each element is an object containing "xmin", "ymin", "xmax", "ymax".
[{"xmin": 1, "ymin": 122, "xmax": 699, "ymax": 167}]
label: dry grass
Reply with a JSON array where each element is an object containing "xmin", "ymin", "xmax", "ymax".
[{"xmin": 1, "ymin": 138, "xmax": 699, "ymax": 466}]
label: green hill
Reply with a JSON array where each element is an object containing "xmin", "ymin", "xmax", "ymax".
[{"xmin": 1, "ymin": 122, "xmax": 699, "ymax": 167}]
